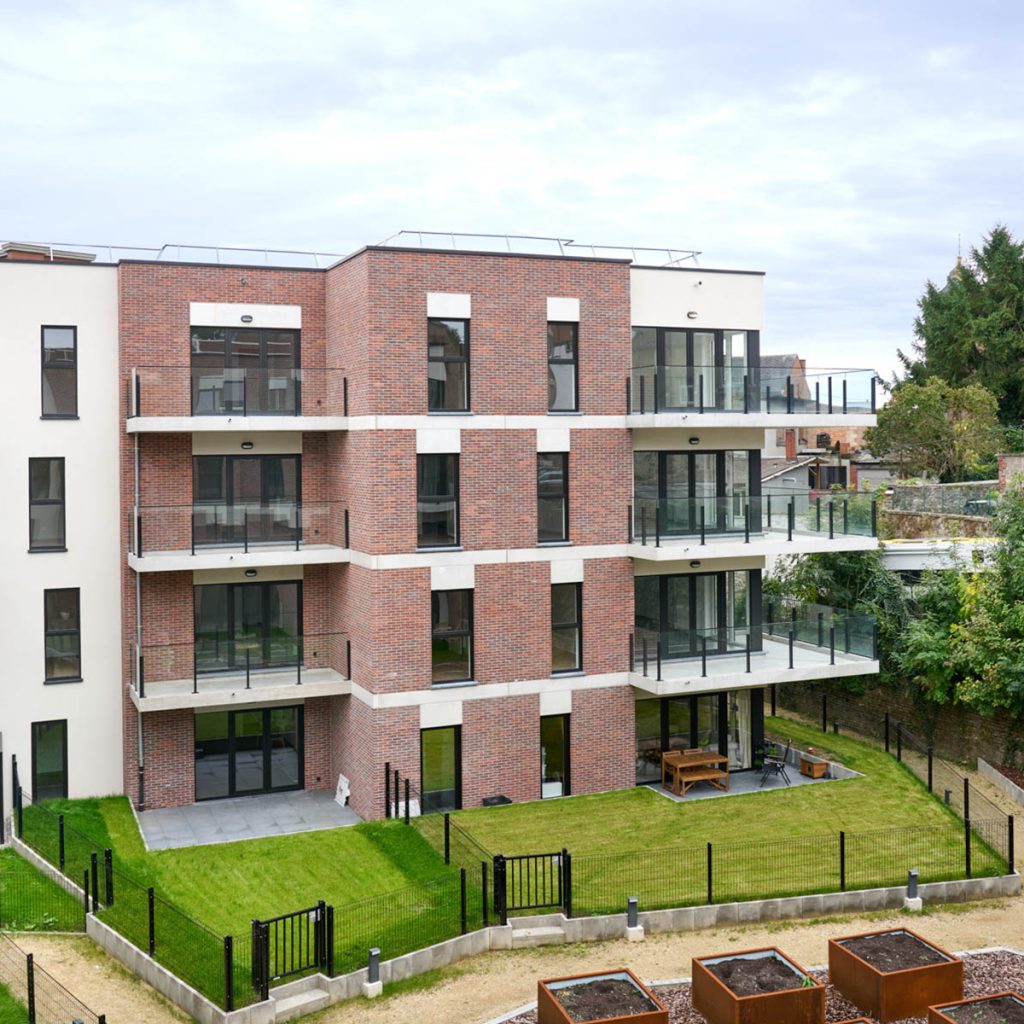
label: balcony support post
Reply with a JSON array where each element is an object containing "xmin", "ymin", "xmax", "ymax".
[
  {"xmin": 639, "ymin": 374, "xmax": 645, "ymax": 415},
  {"xmin": 828, "ymin": 501, "xmax": 834, "ymax": 539},
  {"xmin": 766, "ymin": 385, "xmax": 772, "ymax": 414},
  {"xmin": 843, "ymin": 378, "xmax": 848, "ymax": 414},
  {"xmin": 788, "ymin": 630, "xmax": 794, "ymax": 669},
  {"xmin": 871, "ymin": 375, "xmax": 877, "ymax": 413},
  {"xmin": 244, "ymin": 510, "xmax": 249, "ymax": 554},
  {"xmin": 786, "ymin": 376, "xmax": 793, "ymax": 414},
  {"xmin": 628, "ymin": 634, "xmax": 634, "ymax": 673},
  {"xmin": 246, "ymin": 649, "xmax": 251, "ymax": 690},
  {"xmin": 745, "ymin": 632, "xmax": 751, "ymax": 673},
  {"xmin": 345, "ymin": 639, "xmax": 352, "ymax": 679},
  {"xmin": 817, "ymin": 611, "xmax": 824, "ymax": 648},
  {"xmin": 700, "ymin": 506, "xmax": 706, "ymax": 545},
  {"xmin": 297, "ymin": 636, "xmax": 302, "ymax": 685},
  {"xmin": 828, "ymin": 376, "xmax": 833, "ymax": 414},
  {"xmin": 699, "ymin": 374, "xmax": 704, "ymax": 414},
  {"xmin": 656, "ymin": 639, "xmax": 662, "ymax": 682},
  {"xmin": 701, "ymin": 636, "xmax": 707, "ymax": 678},
  {"xmin": 871, "ymin": 498, "xmax": 878, "ymax": 537},
  {"xmin": 653, "ymin": 371, "xmax": 659, "ymax": 414},
  {"xmin": 642, "ymin": 636, "xmax": 648, "ymax": 677},
  {"xmin": 743, "ymin": 374, "xmax": 749, "ymax": 414},
  {"xmin": 138, "ymin": 651, "xmax": 145, "ymax": 699},
  {"xmin": 626, "ymin": 375, "xmax": 632, "ymax": 415},
  {"xmin": 787, "ymin": 499, "xmax": 794, "ymax": 541},
  {"xmin": 344, "ymin": 508, "xmax": 350, "ymax": 548},
  {"xmin": 816, "ymin": 497, "xmax": 822, "ymax": 532},
  {"xmin": 843, "ymin": 499, "xmax": 849, "ymax": 534},
  {"xmin": 744, "ymin": 503, "xmax": 750, "ymax": 544},
  {"xmin": 295, "ymin": 502, "xmax": 302, "ymax": 551},
  {"xmin": 640, "ymin": 505, "xmax": 647, "ymax": 546},
  {"xmin": 815, "ymin": 381, "xmax": 820, "ymax": 414},
  {"xmin": 655, "ymin": 506, "xmax": 661, "ymax": 548},
  {"xmin": 193, "ymin": 647, "xmax": 198, "ymax": 695}
]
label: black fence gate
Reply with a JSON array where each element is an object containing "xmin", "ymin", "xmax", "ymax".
[
  {"xmin": 493, "ymin": 850, "xmax": 571, "ymax": 924},
  {"xmin": 251, "ymin": 900, "xmax": 334, "ymax": 1000}
]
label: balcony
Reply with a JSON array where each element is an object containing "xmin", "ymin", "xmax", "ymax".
[
  {"xmin": 627, "ymin": 364, "xmax": 878, "ymax": 427},
  {"xmin": 125, "ymin": 366, "xmax": 349, "ymax": 432},
  {"xmin": 629, "ymin": 604, "xmax": 878, "ymax": 696},
  {"xmin": 128, "ymin": 633, "xmax": 351, "ymax": 712},
  {"xmin": 627, "ymin": 490, "xmax": 879, "ymax": 560},
  {"xmin": 127, "ymin": 501, "xmax": 350, "ymax": 572}
]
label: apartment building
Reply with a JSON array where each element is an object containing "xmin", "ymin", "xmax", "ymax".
[{"xmin": 0, "ymin": 234, "xmax": 881, "ymax": 824}]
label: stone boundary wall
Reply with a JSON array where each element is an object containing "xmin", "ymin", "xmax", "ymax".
[{"xmin": 880, "ymin": 509, "xmax": 995, "ymax": 540}]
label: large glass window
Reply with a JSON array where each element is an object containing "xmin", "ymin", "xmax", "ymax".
[
  {"xmin": 29, "ymin": 457, "xmax": 66, "ymax": 551},
  {"xmin": 540, "ymin": 715, "xmax": 570, "ymax": 798},
  {"xmin": 418, "ymin": 454, "xmax": 459, "ymax": 548},
  {"xmin": 41, "ymin": 326, "xmax": 77, "ymax": 418},
  {"xmin": 44, "ymin": 588, "xmax": 80, "ymax": 682},
  {"xmin": 190, "ymin": 327, "xmax": 300, "ymax": 415},
  {"xmin": 551, "ymin": 583, "xmax": 581, "ymax": 674},
  {"xmin": 431, "ymin": 590, "xmax": 473, "ymax": 684},
  {"xmin": 32, "ymin": 720, "xmax": 68, "ymax": 800},
  {"xmin": 727, "ymin": 690, "xmax": 754, "ymax": 770},
  {"xmin": 538, "ymin": 452, "xmax": 569, "ymax": 543},
  {"xmin": 428, "ymin": 319, "xmax": 469, "ymax": 411},
  {"xmin": 421, "ymin": 725, "xmax": 461, "ymax": 812},
  {"xmin": 547, "ymin": 323, "xmax": 578, "ymax": 412}
]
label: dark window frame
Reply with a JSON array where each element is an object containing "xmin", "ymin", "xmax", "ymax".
[
  {"xmin": 29, "ymin": 457, "xmax": 67, "ymax": 552},
  {"xmin": 547, "ymin": 321, "xmax": 579, "ymax": 412},
  {"xmin": 420, "ymin": 724, "xmax": 463, "ymax": 812},
  {"xmin": 427, "ymin": 318, "xmax": 470, "ymax": 412},
  {"xmin": 417, "ymin": 453, "xmax": 460, "ymax": 549},
  {"xmin": 537, "ymin": 451, "xmax": 569, "ymax": 544},
  {"xmin": 44, "ymin": 588, "xmax": 81, "ymax": 683},
  {"xmin": 31, "ymin": 719, "xmax": 69, "ymax": 800},
  {"xmin": 551, "ymin": 582, "xmax": 582, "ymax": 675},
  {"xmin": 431, "ymin": 588, "xmax": 474, "ymax": 685},
  {"xmin": 40, "ymin": 325, "xmax": 78, "ymax": 419}
]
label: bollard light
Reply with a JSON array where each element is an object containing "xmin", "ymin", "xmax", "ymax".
[
  {"xmin": 368, "ymin": 947, "xmax": 380, "ymax": 984},
  {"xmin": 944, "ymin": 788, "xmax": 952, "ymax": 806},
  {"xmin": 907, "ymin": 870, "xmax": 919, "ymax": 900},
  {"xmin": 627, "ymin": 897, "xmax": 638, "ymax": 929}
]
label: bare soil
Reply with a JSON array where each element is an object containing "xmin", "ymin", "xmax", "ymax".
[
  {"xmin": 944, "ymin": 995, "xmax": 1024, "ymax": 1024},
  {"xmin": 997, "ymin": 765, "xmax": 1024, "ymax": 790},
  {"xmin": 839, "ymin": 931, "xmax": 949, "ymax": 972},
  {"xmin": 551, "ymin": 977, "xmax": 658, "ymax": 1021},
  {"xmin": 704, "ymin": 953, "xmax": 807, "ymax": 995}
]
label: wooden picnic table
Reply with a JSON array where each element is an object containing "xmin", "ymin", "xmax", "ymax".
[{"xmin": 660, "ymin": 749, "xmax": 730, "ymax": 797}]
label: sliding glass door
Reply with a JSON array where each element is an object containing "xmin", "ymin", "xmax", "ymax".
[{"xmin": 194, "ymin": 580, "xmax": 301, "ymax": 675}]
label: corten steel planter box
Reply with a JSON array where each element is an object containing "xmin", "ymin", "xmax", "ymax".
[
  {"xmin": 537, "ymin": 968, "xmax": 668, "ymax": 1024},
  {"xmin": 928, "ymin": 991, "xmax": 1024, "ymax": 1023},
  {"xmin": 691, "ymin": 947, "xmax": 825, "ymax": 1024},
  {"xmin": 829, "ymin": 928, "xmax": 963, "ymax": 1022}
]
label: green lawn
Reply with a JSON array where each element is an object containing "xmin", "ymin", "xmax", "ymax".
[
  {"xmin": 0, "ymin": 983, "xmax": 28, "ymax": 1024},
  {"xmin": 0, "ymin": 848, "xmax": 83, "ymax": 932}
]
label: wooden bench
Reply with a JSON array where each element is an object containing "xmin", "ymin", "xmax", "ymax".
[{"xmin": 675, "ymin": 767, "xmax": 730, "ymax": 797}]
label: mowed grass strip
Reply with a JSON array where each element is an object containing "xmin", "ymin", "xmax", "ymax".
[
  {"xmin": 0, "ymin": 982, "xmax": 28, "ymax": 1024},
  {"xmin": 0, "ymin": 849, "xmax": 83, "ymax": 932}
]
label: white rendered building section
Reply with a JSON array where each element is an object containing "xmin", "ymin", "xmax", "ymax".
[
  {"xmin": 629, "ymin": 266, "xmax": 764, "ymax": 330},
  {"xmin": 0, "ymin": 263, "xmax": 123, "ymax": 814}
]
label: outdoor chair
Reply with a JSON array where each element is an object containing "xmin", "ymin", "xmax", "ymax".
[{"xmin": 760, "ymin": 739, "xmax": 792, "ymax": 787}]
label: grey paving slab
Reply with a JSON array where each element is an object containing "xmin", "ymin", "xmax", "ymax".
[
  {"xmin": 138, "ymin": 789, "xmax": 362, "ymax": 849},
  {"xmin": 647, "ymin": 764, "xmax": 847, "ymax": 803}
]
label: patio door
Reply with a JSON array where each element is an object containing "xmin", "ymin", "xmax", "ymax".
[
  {"xmin": 194, "ymin": 580, "xmax": 302, "ymax": 676},
  {"xmin": 191, "ymin": 327, "xmax": 300, "ymax": 415},
  {"xmin": 194, "ymin": 706, "xmax": 304, "ymax": 801}
]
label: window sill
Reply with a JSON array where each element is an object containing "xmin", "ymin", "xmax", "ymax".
[
  {"xmin": 546, "ymin": 410, "xmax": 581, "ymax": 416},
  {"xmin": 28, "ymin": 547, "xmax": 68, "ymax": 554},
  {"xmin": 538, "ymin": 540, "xmax": 572, "ymax": 547},
  {"xmin": 552, "ymin": 670, "xmax": 584, "ymax": 678},
  {"xmin": 427, "ymin": 410, "xmax": 473, "ymax": 416},
  {"xmin": 44, "ymin": 677, "xmax": 83, "ymax": 685},
  {"xmin": 431, "ymin": 679, "xmax": 477, "ymax": 690},
  {"xmin": 417, "ymin": 545, "xmax": 463, "ymax": 553},
  {"xmin": 40, "ymin": 415, "xmax": 80, "ymax": 421}
]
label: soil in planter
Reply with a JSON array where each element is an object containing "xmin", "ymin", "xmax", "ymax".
[
  {"xmin": 839, "ymin": 931, "xmax": 948, "ymax": 972},
  {"xmin": 704, "ymin": 956, "xmax": 807, "ymax": 996},
  {"xmin": 944, "ymin": 996, "xmax": 1024, "ymax": 1024},
  {"xmin": 998, "ymin": 763, "xmax": 1024, "ymax": 789},
  {"xmin": 553, "ymin": 978, "xmax": 657, "ymax": 1021}
]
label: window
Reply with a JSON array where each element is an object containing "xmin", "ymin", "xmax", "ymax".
[
  {"xmin": 32, "ymin": 720, "xmax": 68, "ymax": 800},
  {"xmin": 44, "ymin": 589, "xmax": 81, "ymax": 682},
  {"xmin": 540, "ymin": 715, "xmax": 571, "ymax": 798},
  {"xmin": 418, "ymin": 454, "xmax": 459, "ymax": 548},
  {"xmin": 547, "ymin": 323, "xmax": 578, "ymax": 411},
  {"xmin": 41, "ymin": 326, "xmax": 77, "ymax": 418},
  {"xmin": 431, "ymin": 590, "xmax": 472, "ymax": 683},
  {"xmin": 537, "ymin": 452, "xmax": 568, "ymax": 543},
  {"xmin": 428, "ymin": 319, "xmax": 469, "ymax": 411},
  {"xmin": 421, "ymin": 725, "xmax": 461, "ymax": 812},
  {"xmin": 29, "ymin": 458, "xmax": 66, "ymax": 551},
  {"xmin": 551, "ymin": 583, "xmax": 582, "ymax": 673}
]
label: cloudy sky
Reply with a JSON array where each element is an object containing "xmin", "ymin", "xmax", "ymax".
[{"xmin": 3, "ymin": 0, "xmax": 1023, "ymax": 378}]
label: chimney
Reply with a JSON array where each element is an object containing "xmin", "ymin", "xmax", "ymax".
[{"xmin": 785, "ymin": 429, "xmax": 797, "ymax": 462}]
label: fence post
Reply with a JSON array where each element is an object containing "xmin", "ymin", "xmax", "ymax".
[
  {"xmin": 315, "ymin": 900, "xmax": 326, "ymax": 969},
  {"xmin": 384, "ymin": 761, "xmax": 391, "ymax": 819},
  {"xmin": 223, "ymin": 935, "xmax": 234, "ymax": 1012},
  {"xmin": 1009, "ymin": 815, "xmax": 1015, "ymax": 874},
  {"xmin": 563, "ymin": 850, "xmax": 573, "ymax": 919},
  {"xmin": 26, "ymin": 952, "xmax": 35, "ymax": 1024},
  {"xmin": 493, "ymin": 855, "xmax": 508, "ymax": 926},
  {"xmin": 884, "ymin": 712, "xmax": 890, "ymax": 753},
  {"xmin": 964, "ymin": 778, "xmax": 970, "ymax": 820},
  {"xmin": 706, "ymin": 842, "xmax": 713, "ymax": 905},
  {"xmin": 404, "ymin": 778, "xmax": 410, "ymax": 825},
  {"xmin": 482, "ymin": 861, "xmax": 490, "ymax": 927},
  {"xmin": 460, "ymin": 868, "xmax": 468, "ymax": 934},
  {"xmin": 91, "ymin": 852, "xmax": 99, "ymax": 911},
  {"xmin": 104, "ymin": 848, "xmax": 114, "ymax": 906},
  {"xmin": 16, "ymin": 784, "xmax": 22, "ymax": 837},
  {"xmin": 444, "ymin": 813, "xmax": 451, "ymax": 864},
  {"xmin": 82, "ymin": 870, "xmax": 89, "ymax": 929},
  {"xmin": 59, "ymin": 814, "xmax": 65, "ymax": 871},
  {"xmin": 326, "ymin": 904, "xmax": 335, "ymax": 976},
  {"xmin": 927, "ymin": 749, "xmax": 934, "ymax": 793},
  {"xmin": 839, "ymin": 831, "xmax": 846, "ymax": 891},
  {"xmin": 896, "ymin": 722, "xmax": 902, "ymax": 762},
  {"xmin": 393, "ymin": 768, "xmax": 400, "ymax": 819},
  {"xmin": 147, "ymin": 887, "xmax": 155, "ymax": 956},
  {"xmin": 965, "ymin": 818, "xmax": 972, "ymax": 879}
]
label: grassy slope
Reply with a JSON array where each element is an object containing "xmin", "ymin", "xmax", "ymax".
[
  {"xmin": 0, "ymin": 849, "xmax": 83, "ymax": 931},
  {"xmin": 0, "ymin": 984, "xmax": 28, "ymax": 1024},
  {"xmin": 452, "ymin": 716, "xmax": 960, "ymax": 856}
]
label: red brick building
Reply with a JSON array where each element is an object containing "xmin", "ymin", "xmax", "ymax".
[{"xmin": 107, "ymin": 234, "xmax": 881, "ymax": 818}]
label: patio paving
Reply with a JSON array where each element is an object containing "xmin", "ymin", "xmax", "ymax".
[
  {"xmin": 646, "ymin": 761, "xmax": 857, "ymax": 803},
  {"xmin": 138, "ymin": 789, "xmax": 362, "ymax": 850}
]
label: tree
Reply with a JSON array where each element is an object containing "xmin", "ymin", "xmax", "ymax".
[
  {"xmin": 863, "ymin": 377, "xmax": 1000, "ymax": 480},
  {"xmin": 901, "ymin": 225, "xmax": 1024, "ymax": 427}
]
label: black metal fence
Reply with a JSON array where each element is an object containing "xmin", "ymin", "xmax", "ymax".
[
  {"xmin": 0, "ymin": 932, "xmax": 105, "ymax": 1024},
  {"xmin": 252, "ymin": 900, "xmax": 333, "ymax": 1001},
  {"xmin": 0, "ymin": 849, "xmax": 84, "ymax": 933}
]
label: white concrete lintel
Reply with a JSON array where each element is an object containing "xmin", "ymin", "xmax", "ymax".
[
  {"xmin": 127, "ymin": 415, "xmax": 348, "ymax": 433},
  {"xmin": 129, "ymin": 672, "xmax": 350, "ymax": 713},
  {"xmin": 626, "ymin": 413, "xmax": 877, "ymax": 429},
  {"xmin": 128, "ymin": 545, "xmax": 350, "ymax": 573},
  {"xmin": 628, "ymin": 659, "xmax": 879, "ymax": 697},
  {"xmin": 627, "ymin": 534, "xmax": 878, "ymax": 562}
]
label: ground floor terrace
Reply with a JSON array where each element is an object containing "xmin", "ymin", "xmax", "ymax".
[{"xmin": 124, "ymin": 683, "xmax": 808, "ymax": 816}]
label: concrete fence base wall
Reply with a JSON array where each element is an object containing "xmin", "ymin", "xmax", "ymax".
[{"xmin": 979, "ymin": 758, "xmax": 1024, "ymax": 810}]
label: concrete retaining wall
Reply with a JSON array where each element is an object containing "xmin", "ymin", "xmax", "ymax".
[{"xmin": 979, "ymin": 758, "xmax": 1024, "ymax": 810}]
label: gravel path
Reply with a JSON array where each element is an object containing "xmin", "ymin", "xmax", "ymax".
[{"xmin": 10, "ymin": 934, "xmax": 189, "ymax": 1024}]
